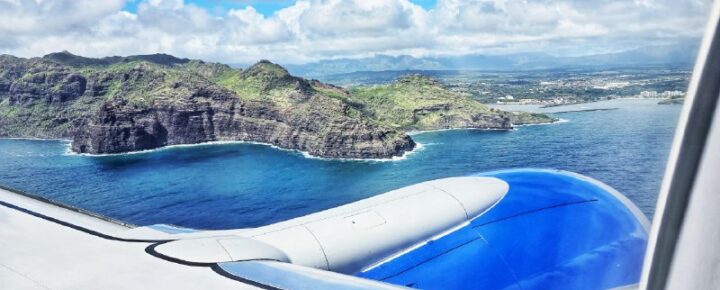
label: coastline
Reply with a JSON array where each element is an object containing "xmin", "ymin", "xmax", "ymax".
[
  {"xmin": 299, "ymin": 142, "xmax": 426, "ymax": 162},
  {"xmin": 60, "ymin": 139, "xmax": 424, "ymax": 163},
  {"xmin": 491, "ymin": 97, "xmax": 669, "ymax": 108},
  {"xmin": 407, "ymin": 127, "xmax": 511, "ymax": 136},
  {"xmin": 512, "ymin": 118, "xmax": 569, "ymax": 128},
  {"xmin": 551, "ymin": 108, "xmax": 619, "ymax": 114},
  {"xmin": 407, "ymin": 118, "xmax": 564, "ymax": 136},
  {"xmin": 3, "ymin": 118, "xmax": 564, "ymax": 162},
  {"xmin": 4, "ymin": 116, "xmax": 564, "ymax": 162},
  {"xmin": 0, "ymin": 137, "xmax": 71, "ymax": 142}
]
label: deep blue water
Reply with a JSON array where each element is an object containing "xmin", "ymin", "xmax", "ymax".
[{"xmin": 0, "ymin": 99, "xmax": 680, "ymax": 229}]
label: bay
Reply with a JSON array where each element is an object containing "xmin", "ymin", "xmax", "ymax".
[{"xmin": 0, "ymin": 99, "xmax": 680, "ymax": 229}]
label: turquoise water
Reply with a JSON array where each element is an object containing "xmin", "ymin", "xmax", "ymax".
[{"xmin": 0, "ymin": 99, "xmax": 680, "ymax": 229}]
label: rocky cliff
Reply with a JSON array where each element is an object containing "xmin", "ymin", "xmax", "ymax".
[
  {"xmin": 0, "ymin": 52, "xmax": 554, "ymax": 158},
  {"xmin": 0, "ymin": 52, "xmax": 414, "ymax": 158}
]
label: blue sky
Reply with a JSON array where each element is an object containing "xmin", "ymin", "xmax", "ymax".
[
  {"xmin": 124, "ymin": 0, "xmax": 438, "ymax": 16},
  {"xmin": 0, "ymin": 0, "xmax": 711, "ymax": 64},
  {"xmin": 123, "ymin": 0, "xmax": 298, "ymax": 15}
]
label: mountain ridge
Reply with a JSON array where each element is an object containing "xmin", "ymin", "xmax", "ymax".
[
  {"xmin": 0, "ymin": 52, "xmax": 554, "ymax": 159},
  {"xmin": 285, "ymin": 43, "xmax": 699, "ymax": 77}
]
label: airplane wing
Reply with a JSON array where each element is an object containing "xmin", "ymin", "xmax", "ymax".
[{"xmin": 0, "ymin": 169, "xmax": 648, "ymax": 289}]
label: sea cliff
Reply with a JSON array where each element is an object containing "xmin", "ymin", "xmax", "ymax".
[
  {"xmin": 0, "ymin": 52, "xmax": 554, "ymax": 158},
  {"xmin": 0, "ymin": 53, "xmax": 414, "ymax": 158}
]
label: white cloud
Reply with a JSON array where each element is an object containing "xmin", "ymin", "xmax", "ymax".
[
  {"xmin": 146, "ymin": 0, "xmax": 184, "ymax": 10},
  {"xmin": 226, "ymin": 7, "xmax": 293, "ymax": 44},
  {"xmin": 297, "ymin": 0, "xmax": 420, "ymax": 37},
  {"xmin": 0, "ymin": 0, "xmax": 125, "ymax": 35},
  {"xmin": 0, "ymin": 0, "xmax": 711, "ymax": 64}
]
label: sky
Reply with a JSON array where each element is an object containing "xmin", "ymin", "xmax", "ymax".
[{"xmin": 0, "ymin": 0, "xmax": 712, "ymax": 64}]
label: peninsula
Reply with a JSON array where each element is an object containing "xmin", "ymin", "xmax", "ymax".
[
  {"xmin": 348, "ymin": 74, "xmax": 555, "ymax": 130},
  {"xmin": 0, "ymin": 52, "xmax": 555, "ymax": 158}
]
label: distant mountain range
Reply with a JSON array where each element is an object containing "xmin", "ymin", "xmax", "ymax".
[{"xmin": 285, "ymin": 43, "xmax": 699, "ymax": 77}]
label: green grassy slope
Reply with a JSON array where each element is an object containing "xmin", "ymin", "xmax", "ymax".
[{"xmin": 348, "ymin": 74, "xmax": 555, "ymax": 130}]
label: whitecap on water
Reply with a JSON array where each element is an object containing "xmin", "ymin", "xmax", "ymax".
[{"xmin": 63, "ymin": 139, "xmax": 426, "ymax": 163}]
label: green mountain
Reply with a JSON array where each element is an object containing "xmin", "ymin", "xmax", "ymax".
[
  {"xmin": 347, "ymin": 74, "xmax": 555, "ymax": 131},
  {"xmin": 0, "ymin": 52, "xmax": 414, "ymax": 158},
  {"xmin": 0, "ymin": 52, "xmax": 553, "ymax": 159}
]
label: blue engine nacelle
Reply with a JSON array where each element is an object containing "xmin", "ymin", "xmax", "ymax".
[{"xmin": 357, "ymin": 169, "xmax": 649, "ymax": 290}]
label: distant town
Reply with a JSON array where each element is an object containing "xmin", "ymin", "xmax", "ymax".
[
  {"xmin": 319, "ymin": 67, "xmax": 690, "ymax": 107},
  {"xmin": 494, "ymin": 90, "xmax": 685, "ymax": 106}
]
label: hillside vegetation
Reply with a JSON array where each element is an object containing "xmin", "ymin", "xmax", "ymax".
[
  {"xmin": 348, "ymin": 74, "xmax": 555, "ymax": 130},
  {"xmin": 0, "ymin": 52, "xmax": 554, "ymax": 158}
]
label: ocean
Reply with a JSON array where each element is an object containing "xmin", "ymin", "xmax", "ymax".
[{"xmin": 0, "ymin": 99, "xmax": 681, "ymax": 229}]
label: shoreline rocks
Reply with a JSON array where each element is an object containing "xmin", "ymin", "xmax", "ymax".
[{"xmin": 1, "ymin": 52, "xmax": 557, "ymax": 159}]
